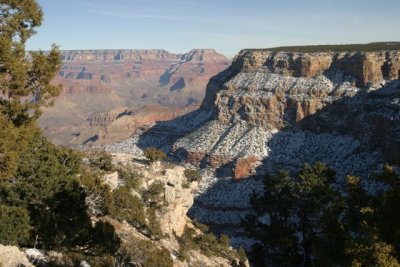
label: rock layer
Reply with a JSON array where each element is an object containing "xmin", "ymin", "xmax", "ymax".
[
  {"xmin": 108, "ymin": 44, "xmax": 400, "ymax": 248},
  {"xmin": 173, "ymin": 49, "xmax": 400, "ymax": 178},
  {"xmin": 39, "ymin": 49, "xmax": 229, "ymax": 145}
]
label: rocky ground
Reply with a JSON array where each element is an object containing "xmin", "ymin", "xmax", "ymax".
[{"xmin": 0, "ymin": 152, "xmax": 246, "ymax": 267}]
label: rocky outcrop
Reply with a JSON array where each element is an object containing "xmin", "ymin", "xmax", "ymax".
[
  {"xmin": 89, "ymin": 105, "xmax": 199, "ymax": 144},
  {"xmin": 152, "ymin": 166, "xmax": 196, "ymax": 237},
  {"xmin": 184, "ymin": 250, "xmax": 233, "ymax": 267},
  {"xmin": 230, "ymin": 49, "xmax": 400, "ymax": 86},
  {"xmin": 172, "ymin": 46, "xmax": 400, "ymax": 179},
  {"xmin": 0, "ymin": 245, "xmax": 33, "ymax": 267},
  {"xmin": 233, "ymin": 156, "xmax": 258, "ymax": 180},
  {"xmin": 132, "ymin": 45, "xmax": 398, "ymax": 247},
  {"xmin": 102, "ymin": 171, "xmax": 119, "ymax": 190},
  {"xmin": 104, "ymin": 43, "xmax": 400, "ymax": 250}
]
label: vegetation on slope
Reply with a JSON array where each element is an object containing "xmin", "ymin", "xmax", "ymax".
[
  {"xmin": 0, "ymin": 1, "xmax": 172, "ymax": 265},
  {"xmin": 243, "ymin": 163, "xmax": 400, "ymax": 266},
  {"xmin": 244, "ymin": 42, "xmax": 400, "ymax": 53},
  {"xmin": 177, "ymin": 221, "xmax": 247, "ymax": 266}
]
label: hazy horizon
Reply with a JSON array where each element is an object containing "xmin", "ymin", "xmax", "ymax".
[{"xmin": 27, "ymin": 0, "xmax": 400, "ymax": 57}]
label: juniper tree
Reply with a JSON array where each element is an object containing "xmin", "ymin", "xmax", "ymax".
[{"xmin": 0, "ymin": 0, "xmax": 61, "ymax": 126}]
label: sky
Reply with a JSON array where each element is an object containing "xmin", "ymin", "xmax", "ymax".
[{"xmin": 26, "ymin": 0, "xmax": 400, "ymax": 57}]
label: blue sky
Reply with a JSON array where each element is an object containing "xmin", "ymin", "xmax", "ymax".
[{"xmin": 26, "ymin": 0, "xmax": 400, "ymax": 57}]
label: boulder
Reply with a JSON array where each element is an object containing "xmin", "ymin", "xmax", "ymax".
[
  {"xmin": 102, "ymin": 171, "xmax": 119, "ymax": 190},
  {"xmin": 164, "ymin": 186, "xmax": 176, "ymax": 203},
  {"xmin": 0, "ymin": 245, "xmax": 33, "ymax": 267}
]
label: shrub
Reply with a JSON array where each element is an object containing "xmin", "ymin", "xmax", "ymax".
[
  {"xmin": 143, "ymin": 147, "xmax": 167, "ymax": 163},
  {"xmin": 220, "ymin": 234, "xmax": 230, "ymax": 247},
  {"xmin": 106, "ymin": 186, "xmax": 146, "ymax": 227},
  {"xmin": 116, "ymin": 237, "xmax": 173, "ymax": 267},
  {"xmin": 146, "ymin": 207, "xmax": 163, "ymax": 238},
  {"xmin": 0, "ymin": 205, "xmax": 30, "ymax": 245},
  {"xmin": 237, "ymin": 247, "xmax": 247, "ymax": 265},
  {"xmin": 90, "ymin": 152, "xmax": 113, "ymax": 171},
  {"xmin": 78, "ymin": 167, "xmax": 112, "ymax": 216},
  {"xmin": 193, "ymin": 220, "xmax": 209, "ymax": 233},
  {"xmin": 143, "ymin": 181, "xmax": 164, "ymax": 207},
  {"xmin": 91, "ymin": 221, "xmax": 121, "ymax": 254},
  {"xmin": 117, "ymin": 165, "xmax": 142, "ymax": 190},
  {"xmin": 178, "ymin": 226, "xmax": 236, "ymax": 261},
  {"xmin": 184, "ymin": 169, "xmax": 202, "ymax": 183}
]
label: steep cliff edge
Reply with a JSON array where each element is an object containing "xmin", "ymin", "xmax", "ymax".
[{"xmin": 172, "ymin": 44, "xmax": 400, "ymax": 179}]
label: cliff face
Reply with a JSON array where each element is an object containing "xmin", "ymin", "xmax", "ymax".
[
  {"xmin": 139, "ymin": 48, "xmax": 397, "ymax": 246},
  {"xmin": 173, "ymin": 49, "xmax": 400, "ymax": 179},
  {"xmin": 56, "ymin": 49, "xmax": 229, "ymax": 95},
  {"xmin": 39, "ymin": 49, "xmax": 229, "ymax": 145},
  {"xmin": 102, "ymin": 45, "xmax": 400, "ymax": 248}
]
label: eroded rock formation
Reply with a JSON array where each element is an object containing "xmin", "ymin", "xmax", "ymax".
[
  {"xmin": 39, "ymin": 49, "xmax": 229, "ymax": 145},
  {"xmin": 173, "ymin": 48, "xmax": 400, "ymax": 179},
  {"xmin": 105, "ymin": 44, "xmax": 400, "ymax": 249}
]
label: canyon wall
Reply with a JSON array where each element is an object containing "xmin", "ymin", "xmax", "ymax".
[
  {"xmin": 149, "ymin": 46, "xmax": 398, "ymax": 247},
  {"xmin": 105, "ymin": 44, "xmax": 400, "ymax": 248},
  {"xmin": 39, "ymin": 49, "xmax": 229, "ymax": 145},
  {"xmin": 174, "ymin": 49, "xmax": 400, "ymax": 179}
]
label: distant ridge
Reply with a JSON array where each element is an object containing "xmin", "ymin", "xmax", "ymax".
[{"xmin": 244, "ymin": 42, "xmax": 400, "ymax": 53}]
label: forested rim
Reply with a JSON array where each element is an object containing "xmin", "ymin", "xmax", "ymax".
[{"xmin": 244, "ymin": 42, "xmax": 400, "ymax": 53}]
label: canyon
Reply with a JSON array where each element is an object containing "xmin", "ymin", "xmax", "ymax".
[
  {"xmin": 104, "ymin": 43, "xmax": 400, "ymax": 248},
  {"xmin": 38, "ymin": 49, "xmax": 229, "ymax": 145}
]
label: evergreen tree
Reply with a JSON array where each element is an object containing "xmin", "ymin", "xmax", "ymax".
[
  {"xmin": 0, "ymin": 0, "xmax": 61, "ymax": 126},
  {"xmin": 243, "ymin": 163, "xmax": 345, "ymax": 266},
  {"xmin": 244, "ymin": 164, "xmax": 400, "ymax": 266},
  {"xmin": 0, "ymin": 2, "xmax": 120, "ymax": 256}
]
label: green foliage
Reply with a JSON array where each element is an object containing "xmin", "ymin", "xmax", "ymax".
[
  {"xmin": 116, "ymin": 164, "xmax": 142, "ymax": 190},
  {"xmin": 116, "ymin": 237, "xmax": 173, "ymax": 267},
  {"xmin": 0, "ymin": 115, "xmax": 31, "ymax": 179},
  {"xmin": 0, "ymin": 0, "xmax": 61, "ymax": 126},
  {"xmin": 219, "ymin": 234, "xmax": 230, "ymax": 247},
  {"xmin": 143, "ymin": 147, "xmax": 167, "ymax": 162},
  {"xmin": 91, "ymin": 221, "xmax": 121, "ymax": 255},
  {"xmin": 29, "ymin": 180, "xmax": 92, "ymax": 249},
  {"xmin": 178, "ymin": 225, "xmax": 237, "ymax": 262},
  {"xmin": 193, "ymin": 219, "xmax": 209, "ymax": 233},
  {"xmin": 184, "ymin": 169, "xmax": 202, "ymax": 182},
  {"xmin": 15, "ymin": 130, "xmax": 82, "ymax": 203},
  {"xmin": 142, "ymin": 180, "xmax": 164, "ymax": 207},
  {"xmin": 238, "ymin": 247, "xmax": 247, "ymax": 265},
  {"xmin": 146, "ymin": 207, "xmax": 163, "ymax": 238},
  {"xmin": 0, "ymin": 205, "xmax": 30, "ymax": 245},
  {"xmin": 89, "ymin": 151, "xmax": 113, "ymax": 171},
  {"xmin": 374, "ymin": 164, "xmax": 400, "ymax": 248},
  {"xmin": 0, "ymin": 0, "xmax": 122, "ymax": 262},
  {"xmin": 346, "ymin": 238, "xmax": 400, "ymax": 267},
  {"xmin": 244, "ymin": 163, "xmax": 400, "ymax": 266},
  {"xmin": 0, "ymin": 120, "xmax": 120, "ymax": 253},
  {"xmin": 106, "ymin": 186, "xmax": 146, "ymax": 227},
  {"xmin": 244, "ymin": 163, "xmax": 347, "ymax": 266}
]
